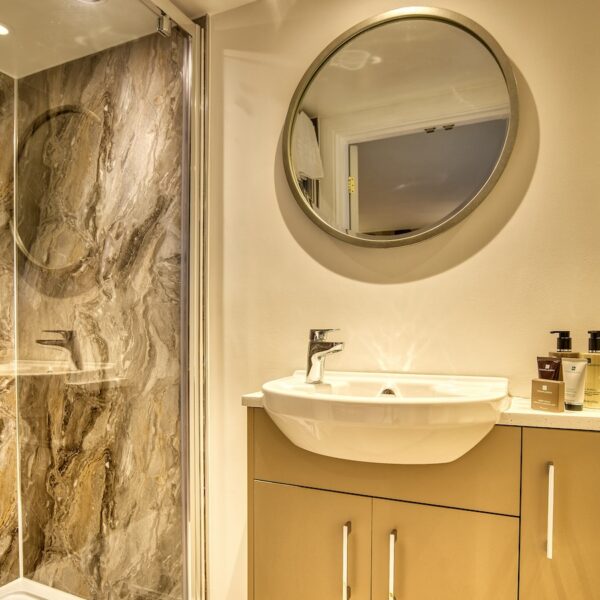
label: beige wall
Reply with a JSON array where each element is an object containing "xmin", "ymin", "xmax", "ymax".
[{"xmin": 207, "ymin": 0, "xmax": 600, "ymax": 597}]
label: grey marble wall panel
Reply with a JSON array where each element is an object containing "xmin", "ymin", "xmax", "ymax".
[
  {"xmin": 16, "ymin": 30, "xmax": 187, "ymax": 600},
  {"xmin": 0, "ymin": 70, "xmax": 20, "ymax": 588}
]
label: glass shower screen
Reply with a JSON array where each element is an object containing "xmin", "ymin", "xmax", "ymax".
[{"xmin": 0, "ymin": 1, "xmax": 195, "ymax": 598}]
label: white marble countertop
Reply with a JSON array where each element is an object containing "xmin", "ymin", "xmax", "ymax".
[{"xmin": 500, "ymin": 396, "xmax": 600, "ymax": 431}]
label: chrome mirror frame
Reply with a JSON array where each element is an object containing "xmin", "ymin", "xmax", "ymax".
[{"xmin": 282, "ymin": 6, "xmax": 519, "ymax": 248}]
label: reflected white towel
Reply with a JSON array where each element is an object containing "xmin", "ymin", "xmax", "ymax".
[{"xmin": 292, "ymin": 111, "xmax": 324, "ymax": 180}]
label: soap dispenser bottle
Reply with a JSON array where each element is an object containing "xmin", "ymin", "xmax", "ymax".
[
  {"xmin": 549, "ymin": 330, "xmax": 580, "ymax": 379},
  {"xmin": 583, "ymin": 331, "xmax": 600, "ymax": 409}
]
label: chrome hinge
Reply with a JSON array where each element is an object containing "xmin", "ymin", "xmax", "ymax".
[{"xmin": 157, "ymin": 13, "xmax": 172, "ymax": 37}]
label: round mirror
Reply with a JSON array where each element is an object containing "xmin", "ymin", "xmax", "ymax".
[
  {"xmin": 15, "ymin": 105, "xmax": 102, "ymax": 271},
  {"xmin": 283, "ymin": 7, "xmax": 518, "ymax": 247}
]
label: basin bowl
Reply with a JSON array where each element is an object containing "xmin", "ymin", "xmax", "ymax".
[{"xmin": 260, "ymin": 370, "xmax": 510, "ymax": 464}]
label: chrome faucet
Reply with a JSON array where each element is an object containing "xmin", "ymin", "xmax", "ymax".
[
  {"xmin": 306, "ymin": 329, "xmax": 344, "ymax": 384},
  {"xmin": 36, "ymin": 330, "xmax": 84, "ymax": 370}
]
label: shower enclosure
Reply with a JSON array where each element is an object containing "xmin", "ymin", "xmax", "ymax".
[{"xmin": 0, "ymin": 1, "xmax": 204, "ymax": 599}]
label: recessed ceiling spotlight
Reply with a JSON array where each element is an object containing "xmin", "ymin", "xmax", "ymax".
[
  {"xmin": 77, "ymin": 0, "xmax": 107, "ymax": 4},
  {"xmin": 0, "ymin": 23, "xmax": 10, "ymax": 36}
]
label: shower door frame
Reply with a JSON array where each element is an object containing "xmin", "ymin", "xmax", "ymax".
[{"xmin": 144, "ymin": 2, "xmax": 207, "ymax": 599}]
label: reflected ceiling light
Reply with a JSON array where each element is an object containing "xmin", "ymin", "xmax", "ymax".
[
  {"xmin": 329, "ymin": 49, "xmax": 382, "ymax": 71},
  {"xmin": 330, "ymin": 49, "xmax": 371, "ymax": 71},
  {"xmin": 77, "ymin": 0, "xmax": 107, "ymax": 3},
  {"xmin": 0, "ymin": 23, "xmax": 10, "ymax": 36}
]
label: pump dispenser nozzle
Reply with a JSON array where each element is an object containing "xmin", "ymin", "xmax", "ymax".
[
  {"xmin": 550, "ymin": 330, "xmax": 572, "ymax": 352},
  {"xmin": 588, "ymin": 331, "xmax": 600, "ymax": 353}
]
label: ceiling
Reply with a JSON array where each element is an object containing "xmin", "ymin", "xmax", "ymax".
[
  {"xmin": 171, "ymin": 0, "xmax": 255, "ymax": 17},
  {"xmin": 0, "ymin": 0, "xmax": 254, "ymax": 78},
  {"xmin": 301, "ymin": 18, "xmax": 509, "ymax": 119},
  {"xmin": 0, "ymin": 0, "xmax": 158, "ymax": 78}
]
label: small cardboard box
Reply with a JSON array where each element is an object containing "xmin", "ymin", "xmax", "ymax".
[{"xmin": 531, "ymin": 379, "xmax": 565, "ymax": 412}]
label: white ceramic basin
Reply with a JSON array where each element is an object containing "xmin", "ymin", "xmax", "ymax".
[{"xmin": 257, "ymin": 370, "xmax": 510, "ymax": 464}]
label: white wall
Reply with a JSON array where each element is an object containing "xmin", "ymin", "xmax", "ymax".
[{"xmin": 207, "ymin": 0, "xmax": 600, "ymax": 598}]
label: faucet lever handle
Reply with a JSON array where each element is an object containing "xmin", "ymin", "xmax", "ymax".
[
  {"xmin": 309, "ymin": 329, "xmax": 339, "ymax": 342},
  {"xmin": 41, "ymin": 330, "xmax": 73, "ymax": 339}
]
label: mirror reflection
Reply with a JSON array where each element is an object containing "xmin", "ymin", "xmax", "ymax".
[
  {"xmin": 16, "ymin": 106, "xmax": 102, "ymax": 270},
  {"xmin": 287, "ymin": 14, "xmax": 517, "ymax": 246}
]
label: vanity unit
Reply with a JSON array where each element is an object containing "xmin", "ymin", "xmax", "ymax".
[
  {"xmin": 248, "ymin": 1, "xmax": 600, "ymax": 596},
  {"xmin": 245, "ymin": 406, "xmax": 600, "ymax": 600}
]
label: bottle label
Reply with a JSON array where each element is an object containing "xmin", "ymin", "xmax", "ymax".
[{"xmin": 584, "ymin": 362, "xmax": 600, "ymax": 408}]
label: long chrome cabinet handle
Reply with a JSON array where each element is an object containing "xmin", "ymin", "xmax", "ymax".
[
  {"xmin": 343, "ymin": 521, "xmax": 352, "ymax": 600},
  {"xmin": 388, "ymin": 529, "xmax": 397, "ymax": 600},
  {"xmin": 547, "ymin": 462, "xmax": 555, "ymax": 560}
]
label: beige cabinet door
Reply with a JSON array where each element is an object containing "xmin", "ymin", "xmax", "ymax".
[
  {"xmin": 253, "ymin": 481, "xmax": 372, "ymax": 600},
  {"xmin": 372, "ymin": 498, "xmax": 519, "ymax": 600},
  {"xmin": 521, "ymin": 428, "xmax": 600, "ymax": 600}
]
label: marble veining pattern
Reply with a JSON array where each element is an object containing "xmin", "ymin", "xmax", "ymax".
[
  {"xmin": 16, "ymin": 31, "xmax": 187, "ymax": 599},
  {"xmin": 0, "ymin": 70, "xmax": 20, "ymax": 587}
]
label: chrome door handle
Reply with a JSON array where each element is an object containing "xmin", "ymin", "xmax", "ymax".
[
  {"xmin": 388, "ymin": 529, "xmax": 397, "ymax": 600},
  {"xmin": 547, "ymin": 462, "xmax": 555, "ymax": 559},
  {"xmin": 343, "ymin": 521, "xmax": 351, "ymax": 600}
]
